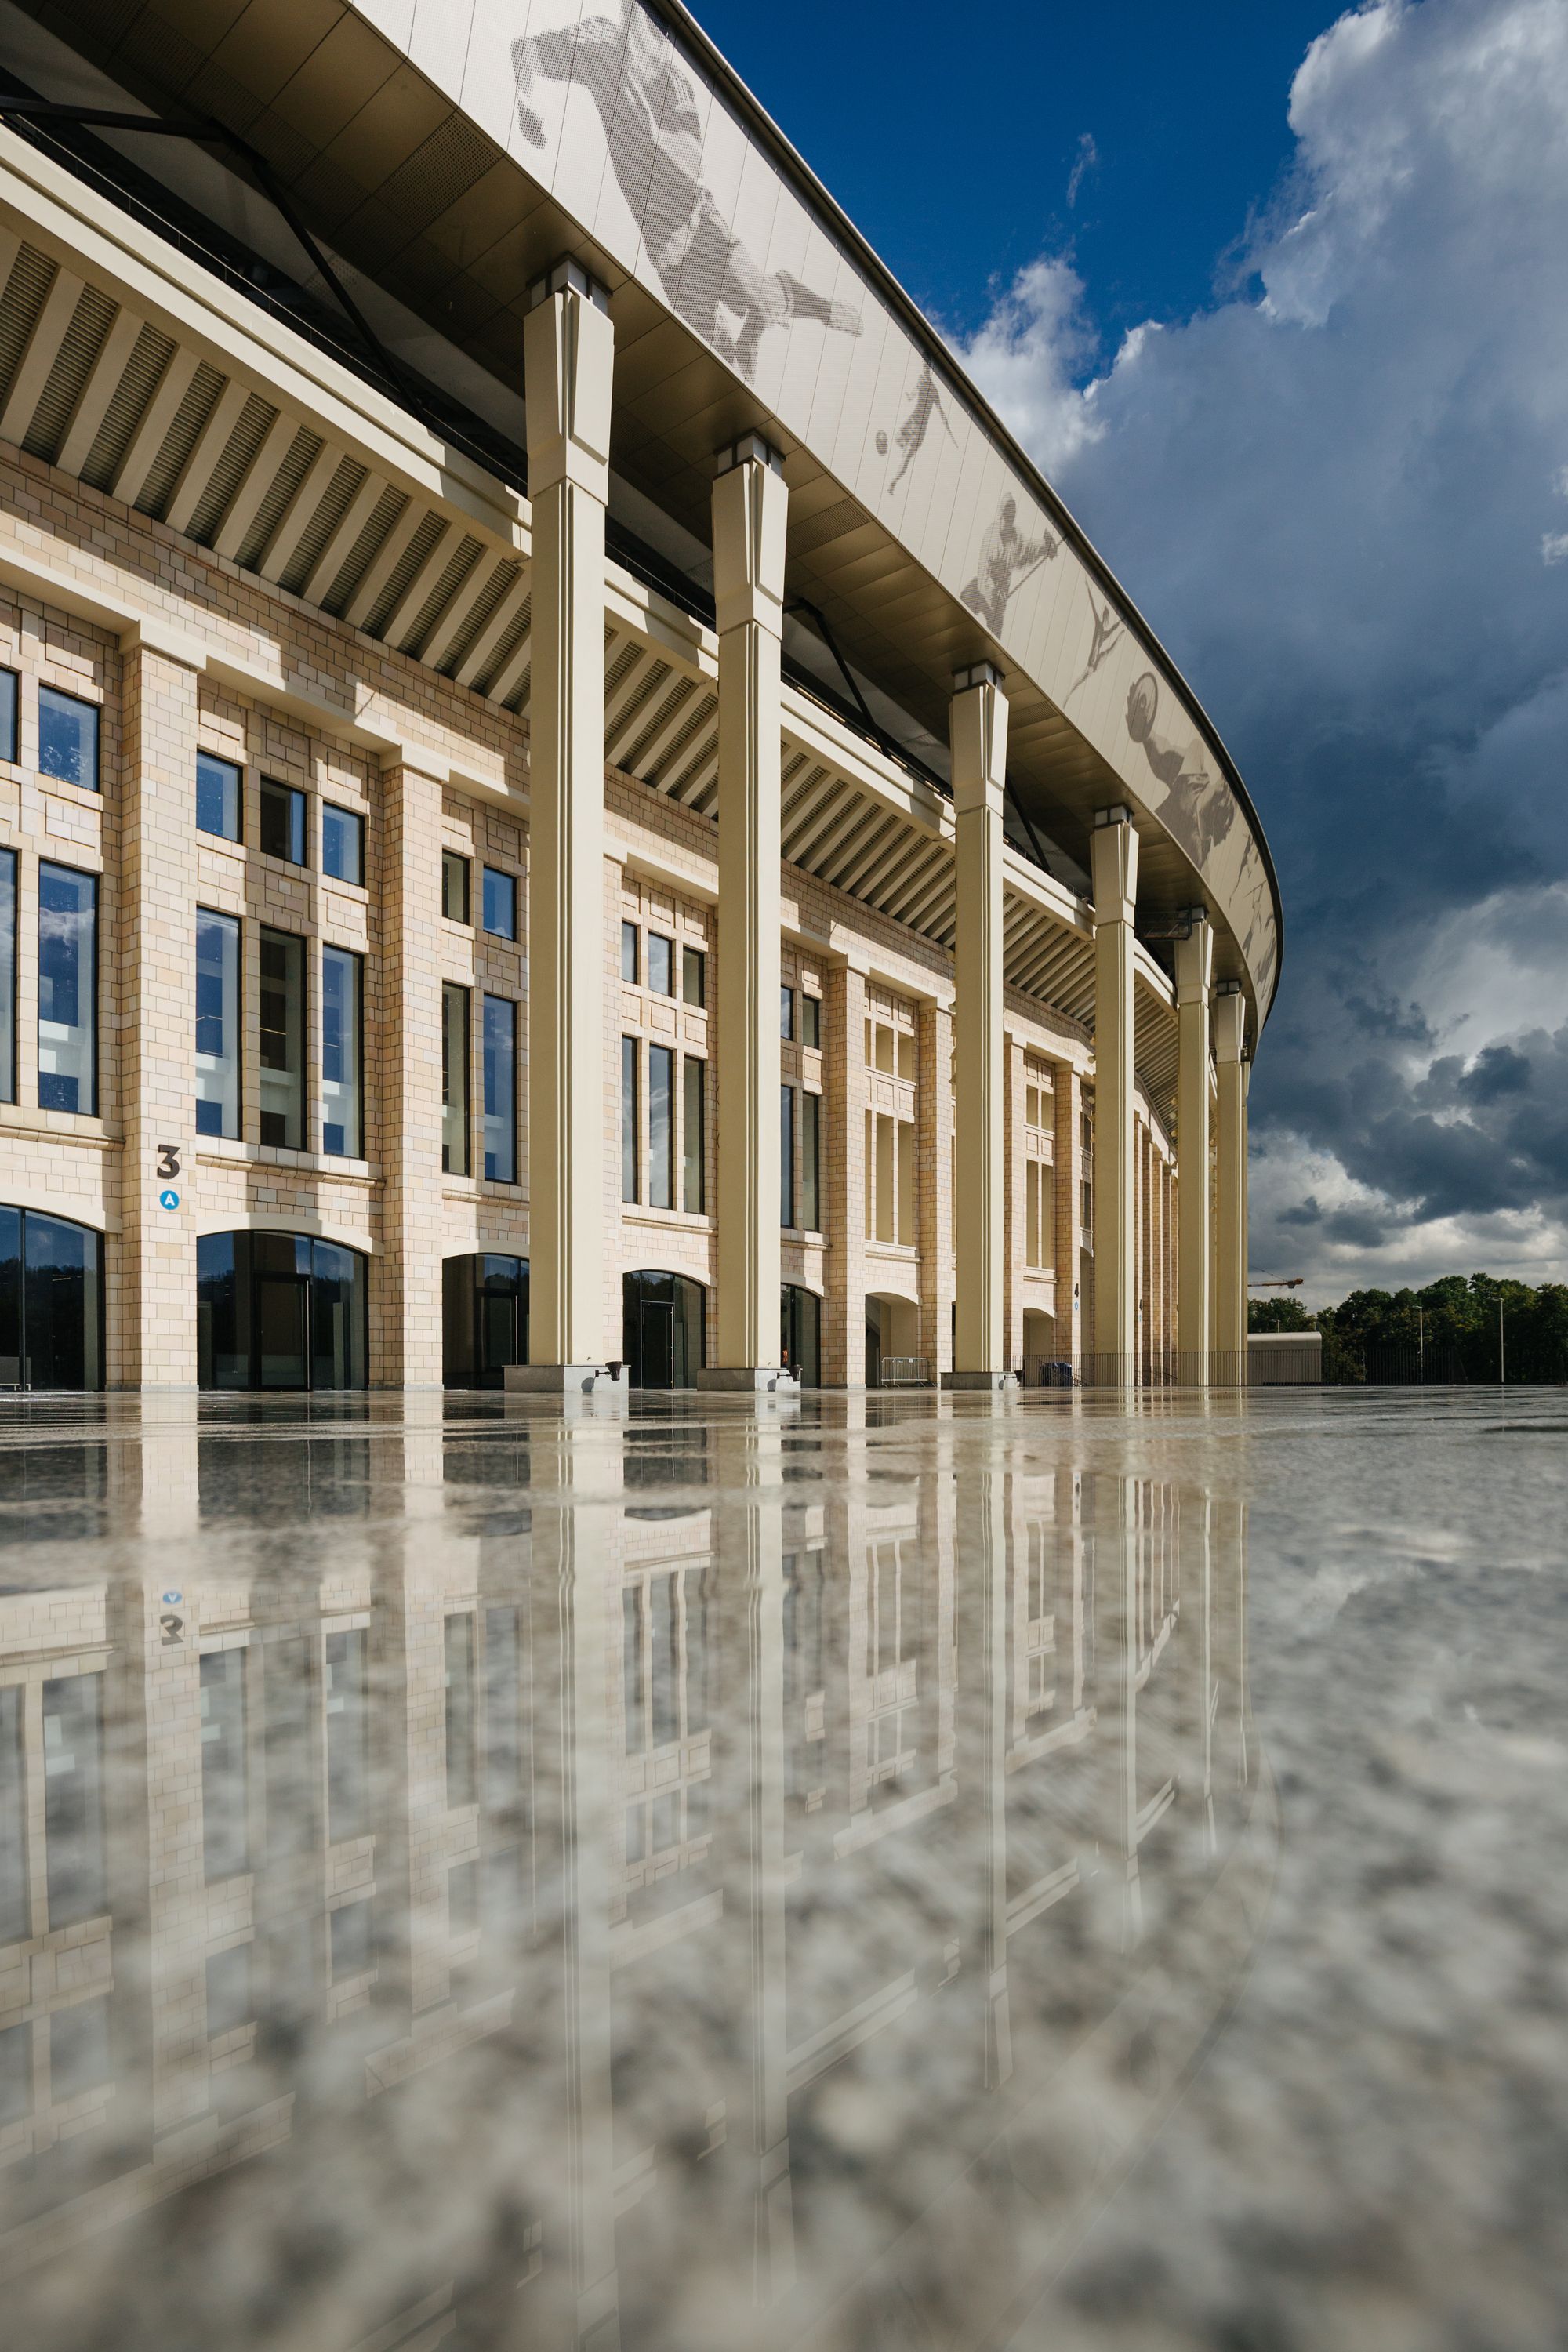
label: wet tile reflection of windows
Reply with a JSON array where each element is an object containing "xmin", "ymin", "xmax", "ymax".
[
  {"xmin": 205, "ymin": 1943, "xmax": 252, "ymax": 2039},
  {"xmin": 49, "ymin": 1997, "xmax": 110, "ymax": 2102},
  {"xmin": 263, "ymin": 1636, "xmax": 315, "ymax": 1860},
  {"xmin": 329, "ymin": 1899, "xmax": 372, "ymax": 1982},
  {"xmin": 42, "ymin": 1673, "xmax": 105, "ymax": 1928},
  {"xmin": 621, "ymin": 1566, "xmax": 713, "ymax": 1889},
  {"xmin": 483, "ymin": 1607, "xmax": 522, "ymax": 1822},
  {"xmin": 0, "ymin": 2018, "xmax": 30, "ymax": 2126},
  {"xmin": 866, "ymin": 1541, "xmax": 922, "ymax": 1797},
  {"xmin": 448, "ymin": 1859, "xmax": 479, "ymax": 1935},
  {"xmin": 324, "ymin": 1632, "xmax": 368, "ymax": 1843},
  {"xmin": 0, "ymin": 1447, "xmax": 109, "ymax": 1542},
  {"xmin": 784, "ymin": 1550, "xmax": 828, "ymax": 1809},
  {"xmin": 1, "ymin": 1684, "xmax": 27, "ymax": 1944},
  {"xmin": 622, "ymin": 1428, "xmax": 710, "ymax": 1521},
  {"xmin": 200, "ymin": 1648, "xmax": 249, "ymax": 1882},
  {"xmin": 444, "ymin": 1614, "xmax": 477, "ymax": 1809}
]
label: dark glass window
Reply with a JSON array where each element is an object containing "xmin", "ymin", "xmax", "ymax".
[
  {"xmin": 0, "ymin": 845, "xmax": 15, "ymax": 1103},
  {"xmin": 620, "ymin": 921, "xmax": 638, "ymax": 982},
  {"xmin": 441, "ymin": 1254, "xmax": 528, "ymax": 1387},
  {"xmin": 259, "ymin": 927, "xmax": 306, "ymax": 1149},
  {"xmin": 197, "ymin": 751, "xmax": 241, "ymax": 841},
  {"xmin": 482, "ymin": 996, "xmax": 517, "ymax": 1182},
  {"xmin": 200, "ymin": 1647, "xmax": 249, "ymax": 1881},
  {"xmin": 801, "ymin": 993, "xmax": 822, "ymax": 1050},
  {"xmin": 780, "ymin": 985, "xmax": 795, "ymax": 1041},
  {"xmin": 781, "ymin": 1083, "xmax": 796, "ymax": 1229},
  {"xmin": 50, "ymin": 1998, "xmax": 111, "ymax": 2099},
  {"xmin": 481, "ymin": 867, "xmax": 516, "ymax": 938},
  {"xmin": 648, "ymin": 934, "xmax": 673, "ymax": 996},
  {"xmin": 37, "ymin": 863, "xmax": 96, "ymax": 1115},
  {"xmin": 442, "ymin": 850, "xmax": 470, "ymax": 924},
  {"xmin": 321, "ymin": 946, "xmax": 362, "ymax": 1156},
  {"xmin": 801, "ymin": 1091, "xmax": 822, "ymax": 1232},
  {"xmin": 448, "ymin": 1858, "xmax": 479, "ymax": 1933},
  {"xmin": 321, "ymin": 803, "xmax": 363, "ymax": 885},
  {"xmin": 196, "ymin": 1230, "xmax": 367, "ymax": 1391},
  {"xmin": 38, "ymin": 686, "xmax": 98, "ymax": 791},
  {"xmin": 682, "ymin": 946, "xmax": 705, "ymax": 1007},
  {"xmin": 205, "ymin": 1944, "xmax": 252, "ymax": 2038},
  {"xmin": 648, "ymin": 1044, "xmax": 673, "ymax": 1209},
  {"xmin": 259, "ymin": 778, "xmax": 307, "ymax": 865},
  {"xmin": 0, "ymin": 1209, "xmax": 103, "ymax": 1390},
  {"xmin": 0, "ymin": 1683, "xmax": 26, "ymax": 1945},
  {"xmin": 444, "ymin": 1614, "xmax": 476, "ymax": 1809},
  {"xmin": 683, "ymin": 1058, "xmax": 705, "ymax": 1214},
  {"xmin": 621, "ymin": 1037, "xmax": 638, "ymax": 1203},
  {"xmin": 42, "ymin": 1672, "xmax": 106, "ymax": 1927},
  {"xmin": 0, "ymin": 2022, "xmax": 28, "ymax": 2127},
  {"xmin": 782, "ymin": 1285, "xmax": 822, "ymax": 1385},
  {"xmin": 325, "ymin": 1630, "xmax": 368, "ymax": 1842},
  {"xmin": 0, "ymin": 669, "xmax": 16, "ymax": 764},
  {"xmin": 442, "ymin": 983, "xmax": 470, "ymax": 1175},
  {"xmin": 194, "ymin": 909, "xmax": 241, "ymax": 1138},
  {"xmin": 329, "ymin": 1898, "xmax": 372, "ymax": 1980}
]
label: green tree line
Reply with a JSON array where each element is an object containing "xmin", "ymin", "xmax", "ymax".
[{"xmin": 1249, "ymin": 1273, "xmax": 1568, "ymax": 1383}]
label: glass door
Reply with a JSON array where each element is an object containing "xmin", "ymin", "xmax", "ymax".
[
  {"xmin": 256, "ymin": 1274, "xmax": 309, "ymax": 1389},
  {"xmin": 639, "ymin": 1299, "xmax": 676, "ymax": 1389}
]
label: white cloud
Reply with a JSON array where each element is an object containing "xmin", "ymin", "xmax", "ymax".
[{"xmin": 953, "ymin": 0, "xmax": 1568, "ymax": 1298}]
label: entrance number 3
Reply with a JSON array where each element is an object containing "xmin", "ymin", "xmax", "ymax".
[{"xmin": 156, "ymin": 1145, "xmax": 180, "ymax": 1181}]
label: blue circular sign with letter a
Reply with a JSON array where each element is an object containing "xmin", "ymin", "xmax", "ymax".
[{"xmin": 158, "ymin": 1188, "xmax": 180, "ymax": 1211}]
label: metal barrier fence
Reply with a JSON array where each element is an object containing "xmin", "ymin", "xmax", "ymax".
[{"xmin": 879, "ymin": 1356, "xmax": 933, "ymax": 1387}]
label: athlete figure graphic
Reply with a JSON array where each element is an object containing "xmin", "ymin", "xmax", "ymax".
[
  {"xmin": 1065, "ymin": 589, "xmax": 1125, "ymax": 699},
  {"xmin": 1125, "ymin": 672, "xmax": 1235, "ymax": 866},
  {"xmin": 513, "ymin": 5, "xmax": 862, "ymax": 382},
  {"xmin": 878, "ymin": 360, "xmax": 954, "ymax": 493},
  {"xmin": 960, "ymin": 494, "xmax": 1060, "ymax": 637}
]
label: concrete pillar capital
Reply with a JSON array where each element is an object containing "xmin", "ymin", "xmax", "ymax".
[
  {"xmin": 524, "ymin": 266, "xmax": 614, "ymax": 502},
  {"xmin": 1174, "ymin": 913, "xmax": 1214, "ymax": 1006},
  {"xmin": 949, "ymin": 666, "xmax": 1008, "ymax": 820},
  {"xmin": 1091, "ymin": 810, "xmax": 1139, "ymax": 926},
  {"xmin": 1214, "ymin": 986, "xmax": 1247, "ymax": 1064},
  {"xmin": 712, "ymin": 445, "xmax": 788, "ymax": 637}
]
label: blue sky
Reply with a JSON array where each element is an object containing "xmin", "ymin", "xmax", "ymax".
[{"xmin": 693, "ymin": 0, "xmax": 1568, "ymax": 1303}]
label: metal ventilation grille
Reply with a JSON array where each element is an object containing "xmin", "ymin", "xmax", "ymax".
[
  {"xmin": 0, "ymin": 245, "xmax": 56, "ymax": 408},
  {"xmin": 78, "ymin": 321, "xmax": 175, "ymax": 490},
  {"xmin": 280, "ymin": 455, "xmax": 368, "ymax": 601},
  {"xmin": 363, "ymin": 510, "xmax": 448, "ymax": 640},
  {"xmin": 137, "ymin": 359, "xmax": 224, "ymax": 515},
  {"xmin": 324, "ymin": 485, "xmax": 408, "ymax": 616},
  {"xmin": 188, "ymin": 390, "xmax": 275, "ymax": 546},
  {"xmin": 235, "ymin": 425, "xmax": 323, "ymax": 571},
  {"xmin": 21, "ymin": 282, "xmax": 117, "ymax": 460},
  {"xmin": 379, "ymin": 116, "xmax": 498, "ymax": 235}
]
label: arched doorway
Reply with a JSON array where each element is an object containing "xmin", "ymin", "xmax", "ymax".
[
  {"xmin": 0, "ymin": 1207, "xmax": 103, "ymax": 1390},
  {"xmin": 866, "ymin": 1291, "xmax": 920, "ymax": 1386},
  {"xmin": 444, "ymin": 1254, "xmax": 529, "ymax": 1387},
  {"xmin": 781, "ymin": 1283, "xmax": 821, "ymax": 1387},
  {"xmin": 197, "ymin": 1231, "xmax": 368, "ymax": 1390},
  {"xmin": 622, "ymin": 1271, "xmax": 706, "ymax": 1389}
]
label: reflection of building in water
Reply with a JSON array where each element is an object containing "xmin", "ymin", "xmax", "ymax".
[{"xmin": 0, "ymin": 1427, "xmax": 1265, "ymax": 2349}]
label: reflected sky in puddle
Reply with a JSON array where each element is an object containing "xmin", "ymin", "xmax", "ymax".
[{"xmin": 0, "ymin": 1389, "xmax": 1563, "ymax": 2350}]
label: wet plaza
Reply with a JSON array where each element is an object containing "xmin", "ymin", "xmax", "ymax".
[{"xmin": 0, "ymin": 1386, "xmax": 1563, "ymax": 2351}]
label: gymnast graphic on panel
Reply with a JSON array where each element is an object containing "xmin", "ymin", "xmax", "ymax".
[
  {"xmin": 960, "ymin": 494, "xmax": 1060, "ymax": 637},
  {"xmin": 513, "ymin": 3, "xmax": 862, "ymax": 383},
  {"xmin": 1065, "ymin": 588, "xmax": 1125, "ymax": 699}
]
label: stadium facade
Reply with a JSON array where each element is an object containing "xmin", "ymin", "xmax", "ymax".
[{"xmin": 0, "ymin": 0, "xmax": 1279, "ymax": 1392}]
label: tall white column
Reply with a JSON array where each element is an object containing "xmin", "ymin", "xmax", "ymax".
[
  {"xmin": 1174, "ymin": 913, "xmax": 1214, "ymax": 1385},
  {"xmin": 1091, "ymin": 808, "xmax": 1139, "ymax": 1381},
  {"xmin": 1214, "ymin": 983, "xmax": 1249, "ymax": 1381},
  {"xmin": 517, "ymin": 260, "xmax": 622, "ymax": 1394},
  {"xmin": 946, "ymin": 662, "xmax": 1014, "ymax": 1390},
  {"xmin": 702, "ymin": 434, "xmax": 793, "ymax": 1391}
]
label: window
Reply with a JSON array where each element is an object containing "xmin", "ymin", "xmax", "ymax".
[
  {"xmin": 800, "ymin": 1091, "xmax": 821, "ymax": 1232},
  {"xmin": 897, "ymin": 1030, "xmax": 916, "ymax": 1080},
  {"xmin": 330, "ymin": 1898, "xmax": 372, "ymax": 1980},
  {"xmin": 481, "ymin": 866, "xmax": 516, "ymax": 939},
  {"xmin": 0, "ymin": 668, "xmax": 16, "ymax": 763},
  {"xmin": 199, "ymin": 1646, "xmax": 249, "ymax": 1882},
  {"xmin": 482, "ymin": 995, "xmax": 517, "ymax": 1182},
  {"xmin": 682, "ymin": 945, "xmax": 705, "ymax": 1007},
  {"xmin": 324, "ymin": 1629, "xmax": 368, "ymax": 1842},
  {"xmin": 442, "ymin": 850, "xmax": 470, "ymax": 924},
  {"xmin": 206, "ymin": 1944, "xmax": 252, "ymax": 2038},
  {"xmin": 781, "ymin": 1083, "xmax": 796, "ymax": 1229},
  {"xmin": 780, "ymin": 985, "xmax": 795, "ymax": 1041},
  {"xmin": 621, "ymin": 1037, "xmax": 638, "ymax": 1203},
  {"xmin": 866, "ymin": 1110, "xmax": 916, "ymax": 1245},
  {"xmin": 42, "ymin": 1673, "xmax": 105, "ymax": 1927},
  {"xmin": 1026, "ymin": 1161, "xmax": 1054, "ymax": 1270},
  {"xmin": 321, "ymin": 946, "xmax": 362, "ymax": 1156},
  {"xmin": 259, "ymin": 929, "xmax": 306, "ymax": 1149},
  {"xmin": 322, "ymin": 803, "xmax": 364, "ymax": 885},
  {"xmin": 38, "ymin": 685, "xmax": 98, "ymax": 791},
  {"xmin": 259, "ymin": 778, "xmax": 307, "ymax": 865},
  {"xmin": 197, "ymin": 750, "xmax": 241, "ymax": 841},
  {"xmin": 648, "ymin": 933, "xmax": 673, "ymax": 996},
  {"xmin": 648, "ymin": 1044, "xmax": 673, "ymax": 1208},
  {"xmin": 621, "ymin": 920, "xmax": 639, "ymax": 982},
  {"xmin": 0, "ymin": 2022, "xmax": 28, "ymax": 2128},
  {"xmin": 37, "ymin": 862, "xmax": 96, "ymax": 1115},
  {"xmin": 0, "ymin": 847, "xmax": 15, "ymax": 1102},
  {"xmin": 442, "ymin": 983, "xmax": 470, "ymax": 1175},
  {"xmin": 50, "ymin": 1998, "xmax": 111, "ymax": 2100},
  {"xmin": 445, "ymin": 1614, "xmax": 476, "ymax": 1809},
  {"xmin": 801, "ymin": 993, "xmax": 821, "ymax": 1050},
  {"xmin": 682, "ymin": 1058, "xmax": 705, "ymax": 1213},
  {"xmin": 194, "ymin": 909, "xmax": 241, "ymax": 1138}
]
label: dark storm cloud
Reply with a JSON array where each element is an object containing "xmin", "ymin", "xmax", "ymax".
[{"xmin": 961, "ymin": 0, "xmax": 1568, "ymax": 1283}]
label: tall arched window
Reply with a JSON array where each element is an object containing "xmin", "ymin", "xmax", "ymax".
[{"xmin": 0, "ymin": 1207, "xmax": 103, "ymax": 1390}]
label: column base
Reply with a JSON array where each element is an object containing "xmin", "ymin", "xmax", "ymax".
[
  {"xmin": 695, "ymin": 1367, "xmax": 801, "ymax": 1393},
  {"xmin": 942, "ymin": 1370, "xmax": 1020, "ymax": 1392},
  {"xmin": 503, "ymin": 1364, "xmax": 630, "ymax": 1395}
]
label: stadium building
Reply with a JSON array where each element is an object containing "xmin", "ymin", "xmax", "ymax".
[{"xmin": 0, "ymin": 0, "xmax": 1279, "ymax": 1392}]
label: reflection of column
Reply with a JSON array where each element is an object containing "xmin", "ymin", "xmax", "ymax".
[
  {"xmin": 703, "ymin": 435, "xmax": 791, "ymax": 1389},
  {"xmin": 1214, "ymin": 985, "xmax": 1248, "ymax": 1382},
  {"xmin": 117, "ymin": 639, "xmax": 200, "ymax": 1389},
  {"xmin": 916, "ymin": 995, "xmax": 955, "ymax": 1379},
  {"xmin": 1174, "ymin": 916, "xmax": 1213, "ymax": 1383},
  {"xmin": 1052, "ymin": 1060, "xmax": 1083, "ymax": 1371},
  {"xmin": 521, "ymin": 260, "xmax": 618, "ymax": 1388},
  {"xmin": 1091, "ymin": 809, "xmax": 1138, "ymax": 1382},
  {"xmin": 947, "ymin": 663, "xmax": 1013, "ymax": 1388},
  {"xmin": 1092, "ymin": 1472, "xmax": 1142, "ymax": 1947},
  {"xmin": 713, "ymin": 1420, "xmax": 795, "ymax": 2301},
  {"xmin": 956, "ymin": 1460, "xmax": 1012, "ymax": 2085},
  {"xmin": 376, "ymin": 757, "xmax": 445, "ymax": 1387},
  {"xmin": 824, "ymin": 956, "xmax": 869, "ymax": 1385}
]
